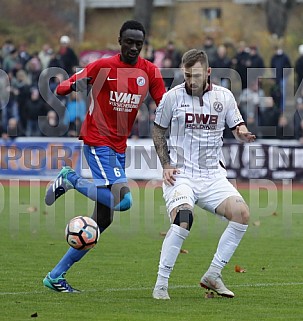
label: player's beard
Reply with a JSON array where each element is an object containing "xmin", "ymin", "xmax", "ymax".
[{"xmin": 186, "ymin": 79, "xmax": 208, "ymax": 96}]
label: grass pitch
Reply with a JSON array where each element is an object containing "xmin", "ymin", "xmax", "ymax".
[{"xmin": 0, "ymin": 180, "xmax": 303, "ymax": 321}]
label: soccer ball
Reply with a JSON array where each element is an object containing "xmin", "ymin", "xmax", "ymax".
[{"xmin": 65, "ymin": 216, "xmax": 100, "ymax": 250}]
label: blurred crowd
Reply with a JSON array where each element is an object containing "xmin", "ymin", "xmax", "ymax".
[{"xmin": 1, "ymin": 35, "xmax": 303, "ymax": 142}]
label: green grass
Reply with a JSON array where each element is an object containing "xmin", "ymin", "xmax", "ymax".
[{"xmin": 0, "ymin": 182, "xmax": 303, "ymax": 320}]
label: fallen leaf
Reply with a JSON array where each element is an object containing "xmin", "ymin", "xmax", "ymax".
[
  {"xmin": 159, "ymin": 232, "xmax": 167, "ymax": 236},
  {"xmin": 27, "ymin": 206, "xmax": 37, "ymax": 213},
  {"xmin": 253, "ymin": 220, "xmax": 260, "ymax": 227},
  {"xmin": 235, "ymin": 265, "xmax": 246, "ymax": 273},
  {"xmin": 180, "ymin": 249, "xmax": 189, "ymax": 254},
  {"xmin": 272, "ymin": 212, "xmax": 278, "ymax": 216}
]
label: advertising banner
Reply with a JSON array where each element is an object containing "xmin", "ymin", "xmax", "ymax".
[{"xmin": 1, "ymin": 138, "xmax": 303, "ymax": 180}]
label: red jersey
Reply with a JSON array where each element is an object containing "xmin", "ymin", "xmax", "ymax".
[{"xmin": 56, "ymin": 54, "xmax": 166, "ymax": 153}]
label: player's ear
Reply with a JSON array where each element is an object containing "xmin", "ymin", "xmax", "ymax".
[
  {"xmin": 207, "ymin": 67, "xmax": 211, "ymax": 76},
  {"xmin": 118, "ymin": 37, "xmax": 121, "ymax": 45}
]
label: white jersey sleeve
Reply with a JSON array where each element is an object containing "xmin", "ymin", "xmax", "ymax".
[
  {"xmin": 225, "ymin": 91, "xmax": 244, "ymax": 129},
  {"xmin": 154, "ymin": 91, "xmax": 175, "ymax": 128}
]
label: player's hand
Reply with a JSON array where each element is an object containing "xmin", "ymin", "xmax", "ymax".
[
  {"xmin": 236, "ymin": 126, "xmax": 256, "ymax": 143},
  {"xmin": 71, "ymin": 77, "xmax": 92, "ymax": 92},
  {"xmin": 163, "ymin": 165, "xmax": 180, "ymax": 186}
]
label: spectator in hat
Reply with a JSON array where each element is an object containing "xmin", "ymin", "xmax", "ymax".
[{"xmin": 58, "ymin": 35, "xmax": 79, "ymax": 76}]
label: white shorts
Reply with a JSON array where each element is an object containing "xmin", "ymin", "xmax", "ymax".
[{"xmin": 163, "ymin": 174, "xmax": 242, "ymax": 215}]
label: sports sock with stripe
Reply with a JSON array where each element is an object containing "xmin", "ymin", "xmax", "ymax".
[{"xmin": 209, "ymin": 221, "xmax": 248, "ymax": 271}]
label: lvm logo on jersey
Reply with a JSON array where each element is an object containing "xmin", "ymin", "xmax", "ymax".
[
  {"xmin": 109, "ymin": 91, "xmax": 142, "ymax": 112},
  {"xmin": 185, "ymin": 113, "xmax": 218, "ymax": 130}
]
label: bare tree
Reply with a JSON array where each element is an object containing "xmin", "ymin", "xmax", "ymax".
[
  {"xmin": 264, "ymin": 0, "xmax": 295, "ymax": 38},
  {"xmin": 134, "ymin": 0, "xmax": 154, "ymax": 36}
]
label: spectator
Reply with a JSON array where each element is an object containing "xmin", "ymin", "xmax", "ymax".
[
  {"xmin": 259, "ymin": 96, "xmax": 281, "ymax": 138},
  {"xmin": 63, "ymin": 91, "xmax": 86, "ymax": 131},
  {"xmin": 1, "ymin": 117, "xmax": 24, "ymax": 140},
  {"xmin": 270, "ymin": 46, "xmax": 291, "ymax": 112},
  {"xmin": 201, "ymin": 36, "xmax": 218, "ymax": 67},
  {"xmin": 18, "ymin": 43, "xmax": 31, "ymax": 69},
  {"xmin": 1, "ymin": 39, "xmax": 15, "ymax": 60},
  {"xmin": 141, "ymin": 39, "xmax": 155, "ymax": 63},
  {"xmin": 160, "ymin": 57, "xmax": 176, "ymax": 90},
  {"xmin": 11, "ymin": 69, "xmax": 32, "ymax": 133},
  {"xmin": 276, "ymin": 114, "xmax": 293, "ymax": 140},
  {"xmin": 39, "ymin": 110, "xmax": 68, "ymax": 137},
  {"xmin": 25, "ymin": 87, "xmax": 47, "ymax": 136},
  {"xmin": 163, "ymin": 41, "xmax": 182, "ymax": 68},
  {"xmin": 67, "ymin": 116, "xmax": 82, "ymax": 137},
  {"xmin": 2, "ymin": 48, "xmax": 22, "ymax": 74},
  {"xmin": 0, "ymin": 85, "xmax": 19, "ymax": 132},
  {"xmin": 232, "ymin": 41, "xmax": 250, "ymax": 90},
  {"xmin": 25, "ymin": 52, "xmax": 42, "ymax": 86},
  {"xmin": 295, "ymin": 44, "xmax": 303, "ymax": 92},
  {"xmin": 238, "ymin": 79, "xmax": 266, "ymax": 137},
  {"xmin": 47, "ymin": 73, "xmax": 68, "ymax": 121},
  {"xmin": 247, "ymin": 45, "xmax": 265, "ymax": 85},
  {"xmin": 58, "ymin": 35, "xmax": 79, "ymax": 76},
  {"xmin": 212, "ymin": 44, "xmax": 232, "ymax": 89},
  {"xmin": 48, "ymin": 50, "xmax": 64, "ymax": 70},
  {"xmin": 38, "ymin": 44, "xmax": 53, "ymax": 70}
]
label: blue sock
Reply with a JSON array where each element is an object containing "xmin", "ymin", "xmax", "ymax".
[
  {"xmin": 50, "ymin": 247, "xmax": 89, "ymax": 279},
  {"xmin": 50, "ymin": 225, "xmax": 107, "ymax": 279},
  {"xmin": 67, "ymin": 172, "xmax": 114, "ymax": 209}
]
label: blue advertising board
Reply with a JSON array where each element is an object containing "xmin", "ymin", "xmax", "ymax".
[{"xmin": 0, "ymin": 138, "xmax": 82, "ymax": 179}]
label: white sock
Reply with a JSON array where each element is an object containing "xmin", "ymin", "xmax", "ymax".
[
  {"xmin": 209, "ymin": 221, "xmax": 248, "ymax": 272},
  {"xmin": 155, "ymin": 224, "xmax": 189, "ymax": 287}
]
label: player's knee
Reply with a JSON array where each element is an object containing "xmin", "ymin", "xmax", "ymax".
[
  {"xmin": 111, "ymin": 185, "xmax": 132, "ymax": 211},
  {"xmin": 113, "ymin": 189, "xmax": 133, "ymax": 211},
  {"xmin": 173, "ymin": 209, "xmax": 193, "ymax": 230},
  {"xmin": 230, "ymin": 205, "xmax": 250, "ymax": 225}
]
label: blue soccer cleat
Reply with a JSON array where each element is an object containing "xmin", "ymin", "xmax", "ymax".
[
  {"xmin": 45, "ymin": 166, "xmax": 75, "ymax": 206},
  {"xmin": 43, "ymin": 272, "xmax": 80, "ymax": 293}
]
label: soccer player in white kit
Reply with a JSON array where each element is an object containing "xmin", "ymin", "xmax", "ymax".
[{"xmin": 152, "ymin": 49, "xmax": 256, "ymax": 300}]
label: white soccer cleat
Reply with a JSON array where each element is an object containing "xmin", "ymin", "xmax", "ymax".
[
  {"xmin": 152, "ymin": 285, "xmax": 170, "ymax": 300},
  {"xmin": 200, "ymin": 272, "xmax": 234, "ymax": 298}
]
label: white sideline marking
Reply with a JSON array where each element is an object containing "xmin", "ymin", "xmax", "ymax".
[{"xmin": 1, "ymin": 282, "xmax": 303, "ymax": 296}]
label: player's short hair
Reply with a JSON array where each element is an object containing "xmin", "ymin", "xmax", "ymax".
[
  {"xmin": 119, "ymin": 20, "xmax": 146, "ymax": 38},
  {"xmin": 182, "ymin": 49, "xmax": 209, "ymax": 69}
]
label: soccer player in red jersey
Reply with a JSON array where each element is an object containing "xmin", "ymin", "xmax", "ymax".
[{"xmin": 43, "ymin": 20, "xmax": 166, "ymax": 292}]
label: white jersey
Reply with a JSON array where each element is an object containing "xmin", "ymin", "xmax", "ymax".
[{"xmin": 154, "ymin": 82, "xmax": 244, "ymax": 178}]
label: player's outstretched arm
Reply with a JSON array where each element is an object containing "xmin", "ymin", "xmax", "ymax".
[
  {"xmin": 233, "ymin": 124, "xmax": 256, "ymax": 143},
  {"xmin": 56, "ymin": 77, "xmax": 92, "ymax": 95},
  {"xmin": 70, "ymin": 77, "xmax": 92, "ymax": 92}
]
